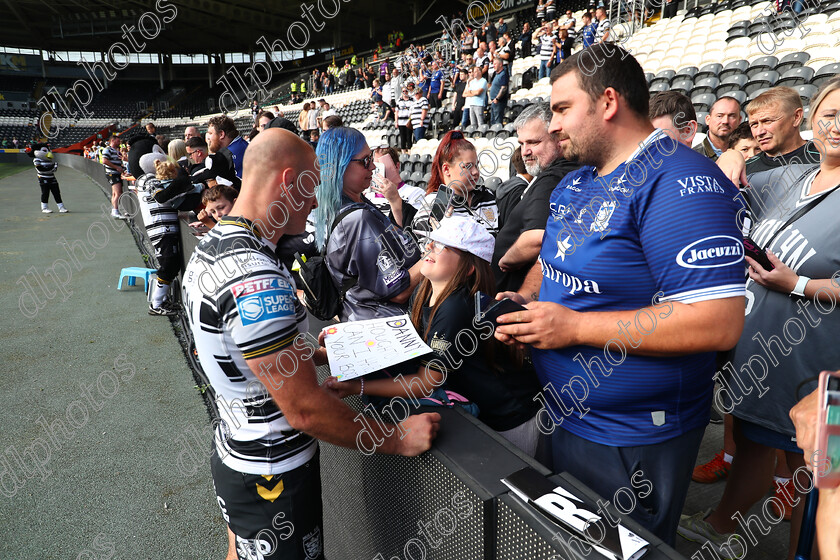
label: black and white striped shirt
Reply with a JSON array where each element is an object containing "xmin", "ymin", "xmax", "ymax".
[
  {"xmin": 410, "ymin": 96, "xmax": 430, "ymax": 128},
  {"xmin": 33, "ymin": 157, "xmax": 57, "ymax": 181},
  {"xmin": 182, "ymin": 216, "xmax": 315, "ymax": 475},
  {"xmin": 101, "ymin": 146, "xmax": 122, "ymax": 176},
  {"xmin": 397, "ymin": 97, "xmax": 412, "ymax": 126},
  {"xmin": 134, "ymin": 174, "xmax": 180, "ymax": 245},
  {"xmin": 539, "ymin": 33, "xmax": 556, "ymax": 61}
]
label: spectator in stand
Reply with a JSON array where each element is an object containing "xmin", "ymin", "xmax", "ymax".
[
  {"xmin": 546, "ymin": 0, "xmax": 557, "ymax": 20},
  {"xmin": 495, "ymin": 147, "xmax": 531, "ymax": 226},
  {"xmin": 679, "ymin": 78, "xmax": 840, "ymax": 560},
  {"xmin": 379, "ymin": 58, "xmax": 390, "ymax": 82},
  {"xmin": 250, "ymin": 100, "xmax": 260, "ymax": 123},
  {"xmin": 168, "ymin": 139, "xmax": 188, "ymax": 170},
  {"xmin": 694, "ymin": 96, "xmax": 741, "ymax": 161},
  {"xmin": 373, "ymin": 96, "xmax": 394, "ymax": 124},
  {"xmin": 536, "ymin": 23, "xmax": 556, "ymax": 80},
  {"xmin": 485, "ymin": 20, "xmax": 498, "ymax": 46},
  {"xmin": 560, "ymin": 10, "xmax": 577, "ymax": 43},
  {"xmin": 489, "ymin": 58, "xmax": 509, "ymax": 126},
  {"xmin": 315, "ymin": 127, "xmax": 423, "ymax": 321},
  {"xmin": 663, "ymin": 0, "xmax": 678, "ymax": 18},
  {"xmin": 257, "ymin": 111, "xmax": 275, "ymax": 133},
  {"xmin": 594, "ymin": 7, "xmax": 612, "ymax": 42},
  {"xmin": 497, "ymin": 34, "xmax": 514, "ymax": 68},
  {"xmin": 554, "ymin": 28, "xmax": 573, "ymax": 64},
  {"xmin": 453, "ymin": 67, "xmax": 470, "ymax": 129},
  {"xmin": 649, "ymin": 91, "xmax": 699, "ymax": 147},
  {"xmin": 309, "ymin": 129, "xmax": 320, "ymax": 149},
  {"xmin": 410, "ymin": 87, "xmax": 430, "ymax": 142},
  {"xmin": 146, "ymin": 122, "xmax": 157, "ymax": 136},
  {"xmin": 322, "ymin": 115, "xmax": 344, "ymax": 131},
  {"xmin": 492, "ymin": 103, "xmax": 579, "ymax": 293},
  {"xmin": 536, "ymin": 0, "xmax": 546, "ymax": 22},
  {"xmin": 498, "ymin": 17, "xmax": 508, "ymax": 35},
  {"xmin": 371, "ymin": 79, "xmax": 383, "ymax": 100},
  {"xmin": 464, "ymin": 66, "xmax": 488, "ymax": 127},
  {"xmin": 580, "ymin": 12, "xmax": 597, "ymax": 48},
  {"xmin": 496, "ymin": 44, "xmax": 745, "ymax": 546},
  {"xmin": 428, "ymin": 61, "xmax": 445, "ymax": 109},
  {"xmin": 396, "ymin": 87, "xmax": 414, "ymax": 152},
  {"xmin": 474, "ymin": 44, "xmax": 490, "ymax": 77},
  {"xmin": 519, "ymin": 22, "xmax": 533, "ymax": 58},
  {"xmin": 413, "ymin": 131, "xmax": 499, "ymax": 235},
  {"xmin": 727, "ymin": 122, "xmax": 760, "ymax": 159},
  {"xmin": 183, "ymin": 126, "xmax": 200, "ymax": 141},
  {"xmin": 299, "ymin": 103, "xmax": 311, "ymax": 137},
  {"xmin": 206, "ymin": 115, "xmax": 248, "ymax": 179},
  {"xmin": 308, "ymin": 100, "xmax": 320, "ymax": 134},
  {"xmin": 388, "ymin": 69, "xmax": 402, "ymax": 104}
]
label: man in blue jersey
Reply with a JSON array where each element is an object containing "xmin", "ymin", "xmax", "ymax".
[
  {"xmin": 207, "ymin": 115, "xmax": 248, "ymax": 179},
  {"xmin": 494, "ymin": 44, "xmax": 746, "ymax": 545}
]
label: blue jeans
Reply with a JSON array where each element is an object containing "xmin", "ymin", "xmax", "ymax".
[
  {"xmin": 549, "ymin": 425, "xmax": 705, "ymax": 546},
  {"xmin": 490, "ymin": 100, "xmax": 505, "ymax": 125},
  {"xmin": 539, "ymin": 60, "xmax": 550, "ymax": 80},
  {"xmin": 460, "ymin": 108, "xmax": 470, "ymax": 128},
  {"xmin": 413, "ymin": 127, "xmax": 426, "ymax": 141}
]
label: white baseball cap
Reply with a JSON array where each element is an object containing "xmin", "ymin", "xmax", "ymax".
[{"xmin": 428, "ymin": 215, "xmax": 495, "ymax": 263}]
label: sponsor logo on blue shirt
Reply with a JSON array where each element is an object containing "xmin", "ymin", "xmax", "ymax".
[{"xmin": 676, "ymin": 235, "xmax": 744, "ymax": 269}]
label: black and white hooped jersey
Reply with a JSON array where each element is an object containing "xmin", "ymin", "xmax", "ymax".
[
  {"xmin": 134, "ymin": 173, "xmax": 180, "ymax": 244},
  {"xmin": 101, "ymin": 146, "xmax": 122, "ymax": 175},
  {"xmin": 33, "ymin": 157, "xmax": 57, "ymax": 181},
  {"xmin": 182, "ymin": 217, "xmax": 314, "ymax": 475}
]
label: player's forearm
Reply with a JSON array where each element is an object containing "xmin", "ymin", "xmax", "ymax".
[
  {"xmin": 517, "ymin": 261, "xmax": 543, "ymax": 301},
  {"xmin": 571, "ymin": 297, "xmax": 744, "ymax": 357},
  {"xmin": 502, "ymin": 230, "xmax": 544, "ymax": 268}
]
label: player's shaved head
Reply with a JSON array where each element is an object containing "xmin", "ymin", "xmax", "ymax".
[{"xmin": 242, "ymin": 128, "xmax": 315, "ymax": 187}]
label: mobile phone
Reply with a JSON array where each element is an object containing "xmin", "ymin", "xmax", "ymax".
[
  {"xmin": 816, "ymin": 370, "xmax": 840, "ymax": 489},
  {"xmin": 474, "ymin": 291, "xmax": 526, "ymax": 328},
  {"xmin": 430, "ymin": 186, "xmax": 453, "ymax": 223},
  {"xmin": 743, "ymin": 237, "xmax": 775, "ymax": 271}
]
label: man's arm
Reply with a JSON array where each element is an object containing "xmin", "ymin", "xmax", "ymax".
[
  {"xmin": 499, "ymin": 229, "xmax": 543, "ymax": 271},
  {"xmin": 496, "ymin": 296, "xmax": 744, "ymax": 355},
  {"xmin": 103, "ymin": 159, "xmax": 123, "ymax": 173},
  {"xmin": 245, "ymin": 341, "xmax": 439, "ymax": 456}
]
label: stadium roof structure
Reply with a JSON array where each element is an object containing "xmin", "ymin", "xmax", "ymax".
[{"xmin": 2, "ymin": 0, "xmax": 426, "ymax": 55}]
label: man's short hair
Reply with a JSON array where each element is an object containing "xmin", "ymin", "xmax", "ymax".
[
  {"xmin": 727, "ymin": 121, "xmax": 755, "ymax": 149},
  {"xmin": 207, "ymin": 115, "xmax": 239, "ymax": 139},
  {"xmin": 513, "ymin": 101, "xmax": 552, "ymax": 131},
  {"xmin": 258, "ymin": 110, "xmax": 275, "ymax": 120},
  {"xmin": 649, "ymin": 91, "xmax": 697, "ymax": 128},
  {"xmin": 745, "ymin": 86, "xmax": 802, "ymax": 117},
  {"xmin": 186, "ymin": 136, "xmax": 208, "ymax": 150},
  {"xmin": 549, "ymin": 44, "xmax": 649, "ymax": 119},
  {"xmin": 323, "ymin": 115, "xmax": 344, "ymax": 129}
]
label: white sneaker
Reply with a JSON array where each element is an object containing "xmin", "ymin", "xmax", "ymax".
[
  {"xmin": 111, "ymin": 209, "xmax": 126, "ymax": 219},
  {"xmin": 42, "ymin": 207, "xmax": 53, "ymax": 213},
  {"xmin": 58, "ymin": 205, "xmax": 69, "ymax": 213}
]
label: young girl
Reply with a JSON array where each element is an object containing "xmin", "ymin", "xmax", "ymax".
[
  {"xmin": 412, "ymin": 130, "xmax": 499, "ymax": 235},
  {"xmin": 325, "ymin": 215, "xmax": 542, "ymax": 456}
]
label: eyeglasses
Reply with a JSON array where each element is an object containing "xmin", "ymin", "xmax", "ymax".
[
  {"xmin": 426, "ymin": 240, "xmax": 449, "ymax": 254},
  {"xmin": 350, "ymin": 154, "xmax": 374, "ymax": 168}
]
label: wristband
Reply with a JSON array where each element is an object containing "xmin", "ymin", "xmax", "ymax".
[
  {"xmin": 791, "ymin": 275, "xmax": 810, "ymax": 297},
  {"xmin": 359, "ymin": 378, "xmax": 365, "ymax": 396}
]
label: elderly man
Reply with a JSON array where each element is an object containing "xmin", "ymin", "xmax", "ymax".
[
  {"xmin": 183, "ymin": 128, "xmax": 440, "ymax": 560},
  {"xmin": 183, "ymin": 126, "xmax": 201, "ymax": 142}
]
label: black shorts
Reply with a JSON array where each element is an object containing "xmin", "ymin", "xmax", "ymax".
[
  {"xmin": 107, "ymin": 173, "xmax": 122, "ymax": 186},
  {"xmin": 211, "ymin": 449, "xmax": 324, "ymax": 560}
]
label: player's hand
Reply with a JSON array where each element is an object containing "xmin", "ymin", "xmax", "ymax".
[
  {"xmin": 746, "ymin": 252, "xmax": 797, "ymax": 294},
  {"xmin": 716, "ymin": 149, "xmax": 749, "ymax": 187},
  {"xmin": 397, "ymin": 412, "xmax": 441, "ymax": 456},
  {"xmin": 323, "ymin": 376, "xmax": 359, "ymax": 399},
  {"xmin": 495, "ymin": 301, "xmax": 579, "ymax": 350}
]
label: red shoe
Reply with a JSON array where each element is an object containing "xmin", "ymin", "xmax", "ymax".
[
  {"xmin": 692, "ymin": 451, "xmax": 732, "ymax": 483},
  {"xmin": 773, "ymin": 479, "xmax": 795, "ymax": 521}
]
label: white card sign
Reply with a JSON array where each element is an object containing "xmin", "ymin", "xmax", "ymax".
[{"xmin": 325, "ymin": 314, "xmax": 433, "ymax": 381}]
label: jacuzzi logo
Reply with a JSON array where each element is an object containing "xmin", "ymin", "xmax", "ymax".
[{"xmin": 677, "ymin": 236, "xmax": 744, "ymax": 269}]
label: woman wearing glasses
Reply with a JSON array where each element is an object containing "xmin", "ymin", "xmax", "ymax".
[
  {"xmin": 315, "ymin": 127, "xmax": 424, "ymax": 321},
  {"xmin": 412, "ymin": 130, "xmax": 499, "ymax": 235}
]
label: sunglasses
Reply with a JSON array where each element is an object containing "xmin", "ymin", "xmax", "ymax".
[{"xmin": 350, "ymin": 154, "xmax": 374, "ymax": 168}]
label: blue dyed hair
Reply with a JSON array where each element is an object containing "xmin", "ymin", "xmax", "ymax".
[{"xmin": 314, "ymin": 127, "xmax": 368, "ymax": 250}]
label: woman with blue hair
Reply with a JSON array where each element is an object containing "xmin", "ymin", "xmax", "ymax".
[{"xmin": 316, "ymin": 127, "xmax": 423, "ymax": 321}]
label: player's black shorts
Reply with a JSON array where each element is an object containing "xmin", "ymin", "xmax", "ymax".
[
  {"xmin": 106, "ymin": 172, "xmax": 122, "ymax": 185},
  {"xmin": 211, "ymin": 448, "xmax": 324, "ymax": 560}
]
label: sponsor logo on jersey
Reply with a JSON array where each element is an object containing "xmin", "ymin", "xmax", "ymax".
[
  {"xmin": 541, "ymin": 261, "xmax": 602, "ymax": 295},
  {"xmin": 677, "ymin": 175, "xmax": 727, "ymax": 197},
  {"xmin": 231, "ymin": 277, "xmax": 296, "ymax": 325},
  {"xmin": 303, "ymin": 527, "xmax": 322, "ymax": 559},
  {"xmin": 676, "ymin": 235, "xmax": 743, "ymax": 269},
  {"xmin": 430, "ymin": 332, "xmax": 452, "ymax": 354}
]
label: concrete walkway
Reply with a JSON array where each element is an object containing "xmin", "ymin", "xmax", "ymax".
[{"xmin": 0, "ymin": 165, "xmax": 225, "ymax": 559}]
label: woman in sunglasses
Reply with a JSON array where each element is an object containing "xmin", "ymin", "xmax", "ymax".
[
  {"xmin": 412, "ymin": 130, "xmax": 499, "ymax": 236},
  {"xmin": 315, "ymin": 127, "xmax": 424, "ymax": 321}
]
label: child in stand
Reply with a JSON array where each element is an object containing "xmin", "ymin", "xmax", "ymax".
[
  {"xmin": 324, "ymin": 216, "xmax": 542, "ymax": 456},
  {"xmin": 33, "ymin": 147, "xmax": 68, "ymax": 213},
  {"xmin": 189, "ymin": 184, "xmax": 238, "ymax": 233}
]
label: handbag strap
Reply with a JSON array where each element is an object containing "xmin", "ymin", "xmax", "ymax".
[{"xmin": 764, "ymin": 170, "xmax": 837, "ymax": 246}]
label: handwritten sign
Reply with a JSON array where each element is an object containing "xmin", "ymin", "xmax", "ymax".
[{"xmin": 325, "ymin": 314, "xmax": 432, "ymax": 381}]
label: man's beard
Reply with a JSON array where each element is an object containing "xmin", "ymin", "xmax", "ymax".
[{"xmin": 524, "ymin": 160, "xmax": 543, "ymax": 176}]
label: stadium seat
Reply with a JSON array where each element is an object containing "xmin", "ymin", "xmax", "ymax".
[
  {"xmin": 695, "ymin": 112, "xmax": 709, "ymax": 131},
  {"xmin": 410, "ymin": 171, "xmax": 424, "ymax": 184},
  {"xmin": 720, "ymin": 59, "xmax": 750, "ymax": 80},
  {"xmin": 716, "ymin": 74, "xmax": 749, "ymax": 95},
  {"xmin": 485, "ymin": 177, "xmax": 502, "ymax": 193},
  {"xmin": 775, "ymin": 51, "xmax": 810, "ymax": 74},
  {"xmin": 400, "ymin": 171, "xmax": 411, "ymax": 182},
  {"xmin": 464, "ymin": 125, "xmax": 477, "ymax": 137},
  {"xmin": 648, "ymin": 82, "xmax": 670, "ymax": 93},
  {"xmin": 692, "ymin": 93, "xmax": 717, "ymax": 112},
  {"xmin": 674, "ymin": 66, "xmax": 699, "ymax": 81},
  {"xmin": 691, "ymin": 77, "xmax": 720, "ymax": 96},
  {"xmin": 671, "ymin": 79, "xmax": 694, "ymax": 94},
  {"xmin": 811, "ymin": 63, "xmax": 840, "ymax": 87},
  {"xmin": 696, "ymin": 63, "xmax": 724, "ymax": 80},
  {"xmin": 644, "ymin": 72, "xmax": 655, "ymax": 85},
  {"xmin": 776, "ymin": 66, "xmax": 815, "ymax": 87},
  {"xmin": 793, "ymin": 84, "xmax": 818, "ymax": 104},
  {"xmin": 747, "ymin": 56, "xmax": 779, "ymax": 77},
  {"xmin": 745, "ymin": 70, "xmax": 779, "ymax": 94},
  {"xmin": 727, "ymin": 90, "xmax": 748, "ymax": 107},
  {"xmin": 748, "ymin": 87, "xmax": 769, "ymax": 103},
  {"xmin": 651, "ymin": 69, "xmax": 677, "ymax": 87}
]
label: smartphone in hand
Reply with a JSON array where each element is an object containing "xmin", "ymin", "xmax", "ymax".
[
  {"xmin": 475, "ymin": 292, "xmax": 526, "ymax": 329},
  {"xmin": 743, "ymin": 237, "xmax": 775, "ymax": 271}
]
